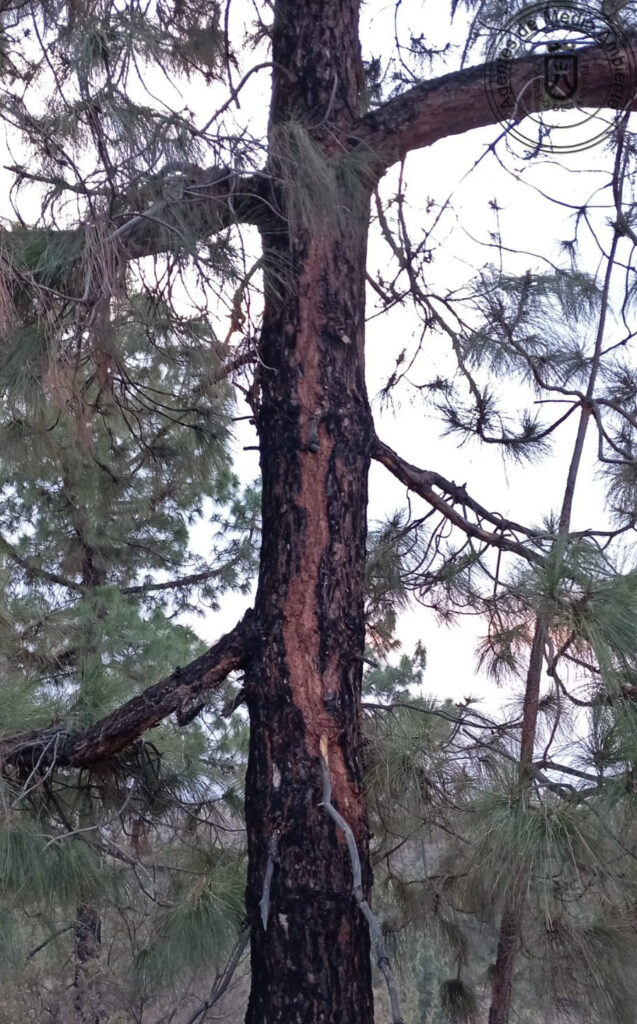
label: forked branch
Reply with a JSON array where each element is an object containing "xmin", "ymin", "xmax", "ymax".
[{"xmin": 372, "ymin": 434, "xmax": 543, "ymax": 564}]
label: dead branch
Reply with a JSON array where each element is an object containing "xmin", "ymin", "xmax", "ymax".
[
  {"xmin": 372, "ymin": 434, "xmax": 544, "ymax": 564},
  {"xmin": 0, "ymin": 613, "xmax": 252, "ymax": 769}
]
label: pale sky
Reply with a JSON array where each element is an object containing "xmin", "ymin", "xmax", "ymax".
[{"xmin": 184, "ymin": 3, "xmax": 636, "ymax": 717}]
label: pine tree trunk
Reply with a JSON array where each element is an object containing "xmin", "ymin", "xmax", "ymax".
[
  {"xmin": 73, "ymin": 902, "xmax": 102, "ymax": 1023},
  {"xmin": 73, "ymin": 547, "xmax": 106, "ymax": 1023},
  {"xmin": 243, "ymin": 4, "xmax": 375, "ymax": 1020},
  {"xmin": 488, "ymin": 621, "xmax": 545, "ymax": 1024},
  {"xmin": 488, "ymin": 904, "xmax": 519, "ymax": 1024}
]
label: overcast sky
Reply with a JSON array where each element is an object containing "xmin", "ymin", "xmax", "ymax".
[{"xmin": 187, "ymin": 7, "xmax": 630, "ymax": 718}]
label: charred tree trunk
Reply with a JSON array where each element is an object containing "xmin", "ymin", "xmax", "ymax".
[
  {"xmin": 74, "ymin": 903, "xmax": 102, "ymax": 970},
  {"xmin": 74, "ymin": 540, "xmax": 107, "ymax": 1023},
  {"xmin": 243, "ymin": 3, "xmax": 375, "ymax": 1021}
]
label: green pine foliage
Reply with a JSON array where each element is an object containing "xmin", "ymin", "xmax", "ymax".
[
  {"xmin": 133, "ymin": 846, "xmax": 246, "ymax": 997},
  {"xmin": 0, "ymin": 259, "xmax": 256, "ymax": 1013},
  {"xmin": 436, "ymin": 269, "xmax": 602, "ymax": 462}
]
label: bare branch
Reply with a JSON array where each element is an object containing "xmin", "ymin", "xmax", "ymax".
[
  {"xmin": 122, "ymin": 565, "xmax": 236, "ymax": 596},
  {"xmin": 184, "ymin": 928, "xmax": 251, "ymax": 1024},
  {"xmin": 371, "ymin": 434, "xmax": 544, "ymax": 564},
  {"xmin": 0, "ymin": 613, "xmax": 252, "ymax": 769},
  {"xmin": 356, "ymin": 40, "xmax": 637, "ymax": 173}
]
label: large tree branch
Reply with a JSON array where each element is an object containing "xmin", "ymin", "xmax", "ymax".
[
  {"xmin": 371, "ymin": 434, "xmax": 543, "ymax": 564},
  {"xmin": 111, "ymin": 167, "xmax": 273, "ymax": 260},
  {"xmin": 0, "ymin": 613, "xmax": 251, "ymax": 770},
  {"xmin": 8, "ymin": 168, "xmax": 273, "ymax": 296},
  {"xmin": 356, "ymin": 39, "xmax": 637, "ymax": 171}
]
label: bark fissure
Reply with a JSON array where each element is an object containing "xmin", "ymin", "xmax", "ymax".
[{"xmin": 244, "ymin": 212, "xmax": 374, "ymax": 1019}]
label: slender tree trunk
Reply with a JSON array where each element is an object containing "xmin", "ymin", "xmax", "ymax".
[
  {"xmin": 243, "ymin": 4, "xmax": 375, "ymax": 1020},
  {"xmin": 489, "ymin": 220, "xmax": 621, "ymax": 1024},
  {"xmin": 488, "ymin": 903, "xmax": 520, "ymax": 1024},
  {"xmin": 488, "ymin": 621, "xmax": 545, "ymax": 1024},
  {"xmin": 73, "ymin": 903, "xmax": 102, "ymax": 1024},
  {"xmin": 73, "ymin": 542, "xmax": 106, "ymax": 1023}
]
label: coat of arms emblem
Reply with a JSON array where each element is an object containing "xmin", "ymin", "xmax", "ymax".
[{"xmin": 544, "ymin": 51, "xmax": 578, "ymax": 101}]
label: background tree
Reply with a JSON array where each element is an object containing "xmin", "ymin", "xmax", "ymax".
[{"xmin": 0, "ymin": 281, "xmax": 258, "ymax": 1021}]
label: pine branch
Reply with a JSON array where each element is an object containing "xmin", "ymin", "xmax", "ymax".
[
  {"xmin": 362, "ymin": 700, "xmax": 580, "ymax": 799},
  {"xmin": 11, "ymin": 168, "xmax": 272, "ymax": 295},
  {"xmin": 0, "ymin": 532, "xmax": 84, "ymax": 592},
  {"xmin": 111, "ymin": 166, "xmax": 273, "ymax": 259},
  {"xmin": 356, "ymin": 37, "xmax": 637, "ymax": 172},
  {"xmin": 0, "ymin": 613, "xmax": 252, "ymax": 769},
  {"xmin": 122, "ymin": 565, "xmax": 236, "ymax": 596},
  {"xmin": 371, "ymin": 435, "xmax": 544, "ymax": 564}
]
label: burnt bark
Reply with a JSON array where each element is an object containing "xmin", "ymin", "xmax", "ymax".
[
  {"xmin": 74, "ymin": 903, "xmax": 102, "ymax": 968},
  {"xmin": 242, "ymin": 3, "xmax": 375, "ymax": 1021},
  {"xmin": 1, "ymin": 617, "xmax": 248, "ymax": 768},
  {"xmin": 73, "ymin": 555, "xmax": 107, "ymax": 1024}
]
